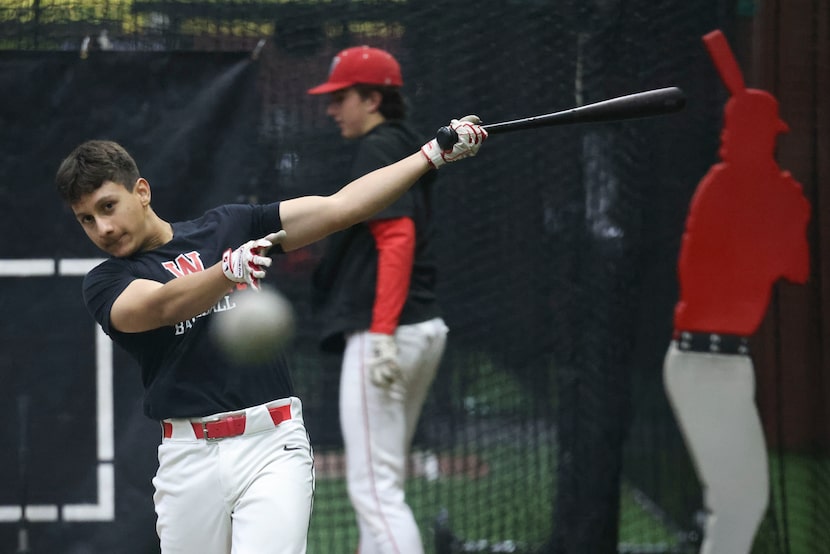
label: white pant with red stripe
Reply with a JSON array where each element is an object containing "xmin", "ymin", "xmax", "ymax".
[
  {"xmin": 663, "ymin": 343, "xmax": 769, "ymax": 554},
  {"xmin": 340, "ymin": 317, "xmax": 448, "ymax": 554},
  {"xmin": 153, "ymin": 397, "xmax": 315, "ymax": 554}
]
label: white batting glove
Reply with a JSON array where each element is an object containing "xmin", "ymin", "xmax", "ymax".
[
  {"xmin": 421, "ymin": 115, "xmax": 488, "ymax": 169},
  {"xmin": 222, "ymin": 230, "xmax": 287, "ymax": 291},
  {"xmin": 368, "ymin": 333, "xmax": 403, "ymax": 396}
]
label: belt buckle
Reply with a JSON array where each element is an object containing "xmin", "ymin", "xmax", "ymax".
[{"xmin": 201, "ymin": 418, "xmax": 223, "ymax": 442}]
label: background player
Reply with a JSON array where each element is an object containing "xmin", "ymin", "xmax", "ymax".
[
  {"xmin": 54, "ymin": 121, "xmax": 486, "ymax": 554},
  {"xmin": 307, "ymin": 46, "xmax": 455, "ymax": 553},
  {"xmin": 663, "ymin": 30, "xmax": 810, "ymax": 554}
]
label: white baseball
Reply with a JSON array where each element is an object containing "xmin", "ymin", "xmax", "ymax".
[{"xmin": 211, "ymin": 285, "xmax": 296, "ymax": 364}]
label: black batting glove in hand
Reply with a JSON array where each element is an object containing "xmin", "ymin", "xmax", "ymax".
[
  {"xmin": 421, "ymin": 115, "xmax": 488, "ymax": 169},
  {"xmin": 222, "ymin": 230, "xmax": 287, "ymax": 291},
  {"xmin": 368, "ymin": 332, "xmax": 404, "ymax": 399}
]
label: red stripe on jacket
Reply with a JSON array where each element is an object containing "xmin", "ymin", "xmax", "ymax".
[{"xmin": 367, "ymin": 217, "xmax": 415, "ymax": 335}]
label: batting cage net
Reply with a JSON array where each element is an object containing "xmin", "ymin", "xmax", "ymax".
[{"xmin": 1, "ymin": 1, "xmax": 828, "ymax": 553}]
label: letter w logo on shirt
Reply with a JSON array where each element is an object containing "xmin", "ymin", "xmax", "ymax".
[{"xmin": 162, "ymin": 251, "xmax": 206, "ymax": 278}]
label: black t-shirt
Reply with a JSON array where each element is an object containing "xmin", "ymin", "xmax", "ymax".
[
  {"xmin": 311, "ymin": 120, "xmax": 441, "ymax": 352},
  {"xmin": 83, "ymin": 202, "xmax": 293, "ymax": 420}
]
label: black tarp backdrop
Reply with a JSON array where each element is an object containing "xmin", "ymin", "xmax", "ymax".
[
  {"xmin": 0, "ymin": 52, "xmax": 266, "ymax": 554},
  {"xmin": 2, "ymin": 0, "xmax": 825, "ymax": 551},
  {"xmin": 0, "ymin": 51, "xmax": 268, "ymax": 258}
]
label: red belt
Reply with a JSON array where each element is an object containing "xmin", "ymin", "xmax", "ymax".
[{"xmin": 162, "ymin": 404, "xmax": 291, "ymax": 440}]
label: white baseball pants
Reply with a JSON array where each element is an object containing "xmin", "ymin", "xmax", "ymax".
[
  {"xmin": 663, "ymin": 343, "xmax": 769, "ymax": 554},
  {"xmin": 340, "ymin": 317, "xmax": 448, "ymax": 554},
  {"xmin": 153, "ymin": 397, "xmax": 315, "ymax": 554}
]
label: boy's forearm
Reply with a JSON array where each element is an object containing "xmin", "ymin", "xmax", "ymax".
[
  {"xmin": 111, "ymin": 265, "xmax": 236, "ymax": 332},
  {"xmin": 334, "ymin": 153, "xmax": 430, "ymax": 221},
  {"xmin": 279, "ymin": 153, "xmax": 430, "ymax": 251}
]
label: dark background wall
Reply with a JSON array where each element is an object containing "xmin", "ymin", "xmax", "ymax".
[{"xmin": 0, "ymin": 1, "xmax": 827, "ymax": 553}]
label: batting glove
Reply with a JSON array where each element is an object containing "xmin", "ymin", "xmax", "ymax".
[
  {"xmin": 368, "ymin": 332, "xmax": 403, "ymax": 396},
  {"xmin": 421, "ymin": 115, "xmax": 488, "ymax": 169},
  {"xmin": 222, "ymin": 230, "xmax": 287, "ymax": 291}
]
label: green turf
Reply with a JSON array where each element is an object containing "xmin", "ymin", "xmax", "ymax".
[
  {"xmin": 756, "ymin": 452, "xmax": 830, "ymax": 554},
  {"xmin": 307, "ymin": 451, "xmax": 830, "ymax": 553},
  {"xmin": 307, "ymin": 447, "xmax": 687, "ymax": 554}
]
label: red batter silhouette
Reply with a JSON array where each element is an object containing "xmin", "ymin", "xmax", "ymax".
[
  {"xmin": 674, "ymin": 30, "xmax": 810, "ymax": 335},
  {"xmin": 663, "ymin": 30, "xmax": 811, "ymax": 554}
]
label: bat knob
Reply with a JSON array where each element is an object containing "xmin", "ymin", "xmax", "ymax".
[{"xmin": 435, "ymin": 126, "xmax": 459, "ymax": 150}]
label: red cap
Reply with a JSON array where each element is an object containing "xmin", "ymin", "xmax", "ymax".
[{"xmin": 308, "ymin": 46, "xmax": 402, "ymax": 95}]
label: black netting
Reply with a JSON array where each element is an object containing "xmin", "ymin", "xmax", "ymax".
[{"xmin": 1, "ymin": 2, "xmax": 827, "ymax": 554}]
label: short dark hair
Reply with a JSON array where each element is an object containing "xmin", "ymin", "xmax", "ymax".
[
  {"xmin": 353, "ymin": 84, "xmax": 407, "ymax": 120},
  {"xmin": 56, "ymin": 140, "xmax": 140, "ymax": 204}
]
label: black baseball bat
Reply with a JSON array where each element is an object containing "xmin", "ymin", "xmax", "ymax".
[{"xmin": 435, "ymin": 86, "xmax": 686, "ymax": 149}]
